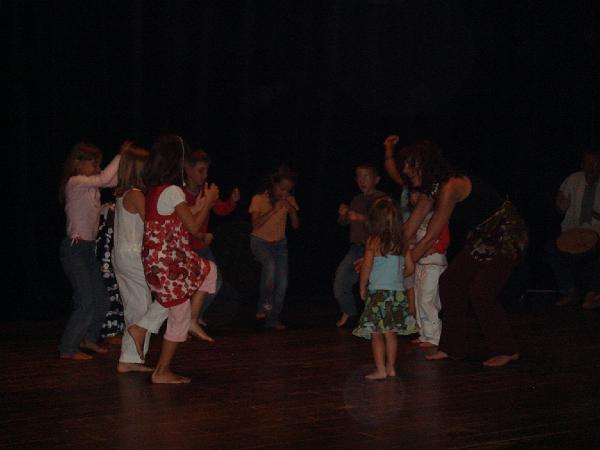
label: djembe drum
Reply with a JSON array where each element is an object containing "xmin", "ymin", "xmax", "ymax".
[{"xmin": 556, "ymin": 227, "xmax": 599, "ymax": 263}]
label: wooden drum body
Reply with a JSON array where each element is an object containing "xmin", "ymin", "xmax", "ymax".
[{"xmin": 556, "ymin": 228, "xmax": 599, "ymax": 263}]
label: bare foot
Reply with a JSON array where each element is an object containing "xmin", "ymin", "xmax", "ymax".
[
  {"xmin": 104, "ymin": 335, "xmax": 122, "ymax": 345},
  {"xmin": 365, "ymin": 370, "xmax": 387, "ymax": 380},
  {"xmin": 128, "ymin": 324, "xmax": 147, "ymax": 360},
  {"xmin": 386, "ymin": 367, "xmax": 397, "ymax": 377},
  {"xmin": 483, "ymin": 353, "xmax": 519, "ymax": 367},
  {"xmin": 336, "ymin": 313, "xmax": 350, "ymax": 327},
  {"xmin": 419, "ymin": 341, "xmax": 436, "ymax": 348},
  {"xmin": 80, "ymin": 341, "xmax": 109, "ymax": 354},
  {"xmin": 152, "ymin": 371, "xmax": 191, "ymax": 384},
  {"xmin": 197, "ymin": 318, "xmax": 208, "ymax": 327},
  {"xmin": 255, "ymin": 312, "xmax": 266, "ymax": 320},
  {"xmin": 410, "ymin": 338, "xmax": 423, "ymax": 345},
  {"xmin": 60, "ymin": 351, "xmax": 93, "ymax": 361},
  {"xmin": 272, "ymin": 322, "xmax": 286, "ymax": 331},
  {"xmin": 117, "ymin": 362, "xmax": 154, "ymax": 373},
  {"xmin": 189, "ymin": 322, "xmax": 215, "ymax": 343},
  {"xmin": 426, "ymin": 351, "xmax": 449, "ymax": 361}
]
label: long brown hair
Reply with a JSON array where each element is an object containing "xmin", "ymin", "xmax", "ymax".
[
  {"xmin": 143, "ymin": 135, "xmax": 190, "ymax": 188},
  {"xmin": 59, "ymin": 142, "xmax": 102, "ymax": 204},
  {"xmin": 114, "ymin": 145, "xmax": 149, "ymax": 197},
  {"xmin": 367, "ymin": 196, "xmax": 405, "ymax": 256}
]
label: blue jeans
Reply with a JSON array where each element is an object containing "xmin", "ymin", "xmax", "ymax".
[
  {"xmin": 195, "ymin": 246, "xmax": 223, "ymax": 318},
  {"xmin": 59, "ymin": 238, "xmax": 110, "ymax": 354},
  {"xmin": 333, "ymin": 244, "xmax": 364, "ymax": 316},
  {"xmin": 250, "ymin": 236, "xmax": 288, "ymax": 327}
]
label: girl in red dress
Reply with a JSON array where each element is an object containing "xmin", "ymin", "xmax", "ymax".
[{"xmin": 128, "ymin": 135, "xmax": 218, "ymax": 384}]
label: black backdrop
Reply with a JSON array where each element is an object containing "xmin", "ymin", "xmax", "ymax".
[{"xmin": 8, "ymin": 1, "xmax": 599, "ymax": 318}]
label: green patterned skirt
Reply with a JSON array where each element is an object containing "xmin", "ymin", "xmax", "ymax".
[{"xmin": 352, "ymin": 290, "xmax": 418, "ymax": 340}]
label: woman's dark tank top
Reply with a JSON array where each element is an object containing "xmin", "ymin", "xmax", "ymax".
[{"xmin": 451, "ymin": 176, "xmax": 504, "ymax": 231}]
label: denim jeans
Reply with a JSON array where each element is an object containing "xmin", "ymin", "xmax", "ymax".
[
  {"xmin": 250, "ymin": 236, "xmax": 288, "ymax": 327},
  {"xmin": 195, "ymin": 246, "xmax": 223, "ymax": 318},
  {"xmin": 333, "ymin": 244, "xmax": 364, "ymax": 316},
  {"xmin": 59, "ymin": 238, "xmax": 110, "ymax": 354}
]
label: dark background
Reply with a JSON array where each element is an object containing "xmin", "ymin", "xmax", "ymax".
[{"xmin": 8, "ymin": 1, "xmax": 599, "ymax": 318}]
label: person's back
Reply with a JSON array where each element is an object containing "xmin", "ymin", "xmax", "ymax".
[{"xmin": 369, "ymin": 255, "xmax": 404, "ymax": 291}]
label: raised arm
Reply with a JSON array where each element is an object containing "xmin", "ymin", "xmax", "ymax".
[{"xmin": 383, "ymin": 135, "xmax": 405, "ymax": 186}]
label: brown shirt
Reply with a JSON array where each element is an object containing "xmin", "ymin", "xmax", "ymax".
[{"xmin": 339, "ymin": 190, "xmax": 385, "ymax": 244}]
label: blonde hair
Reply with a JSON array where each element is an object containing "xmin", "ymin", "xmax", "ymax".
[
  {"xmin": 367, "ymin": 196, "xmax": 405, "ymax": 256},
  {"xmin": 114, "ymin": 145, "xmax": 149, "ymax": 197}
]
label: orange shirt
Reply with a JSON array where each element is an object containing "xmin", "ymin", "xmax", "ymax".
[{"xmin": 249, "ymin": 192, "xmax": 299, "ymax": 242}]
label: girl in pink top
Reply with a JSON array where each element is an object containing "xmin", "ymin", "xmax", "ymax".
[{"xmin": 58, "ymin": 141, "xmax": 124, "ymax": 360}]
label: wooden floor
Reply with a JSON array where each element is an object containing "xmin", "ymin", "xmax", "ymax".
[{"xmin": 2, "ymin": 294, "xmax": 600, "ymax": 449}]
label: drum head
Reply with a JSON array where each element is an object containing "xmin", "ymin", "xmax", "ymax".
[{"xmin": 556, "ymin": 228, "xmax": 599, "ymax": 254}]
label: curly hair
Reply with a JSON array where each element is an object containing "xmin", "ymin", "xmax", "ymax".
[{"xmin": 398, "ymin": 140, "xmax": 458, "ymax": 198}]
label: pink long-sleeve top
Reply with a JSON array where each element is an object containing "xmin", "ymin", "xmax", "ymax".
[{"xmin": 64, "ymin": 155, "xmax": 121, "ymax": 241}]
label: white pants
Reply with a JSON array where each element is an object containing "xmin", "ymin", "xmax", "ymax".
[
  {"xmin": 414, "ymin": 263, "xmax": 446, "ymax": 346},
  {"xmin": 113, "ymin": 250, "xmax": 168, "ymax": 363}
]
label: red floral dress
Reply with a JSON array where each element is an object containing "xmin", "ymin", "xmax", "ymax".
[{"xmin": 142, "ymin": 185, "xmax": 211, "ymax": 308}]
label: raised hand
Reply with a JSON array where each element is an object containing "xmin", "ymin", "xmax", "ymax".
[
  {"xmin": 383, "ymin": 135, "xmax": 400, "ymax": 156},
  {"xmin": 205, "ymin": 183, "xmax": 220, "ymax": 206},
  {"xmin": 119, "ymin": 140, "xmax": 134, "ymax": 154}
]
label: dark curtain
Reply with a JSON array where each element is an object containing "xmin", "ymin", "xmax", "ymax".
[{"xmin": 8, "ymin": 1, "xmax": 599, "ymax": 317}]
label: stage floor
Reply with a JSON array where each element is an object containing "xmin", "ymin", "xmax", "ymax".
[{"xmin": 1, "ymin": 294, "xmax": 600, "ymax": 449}]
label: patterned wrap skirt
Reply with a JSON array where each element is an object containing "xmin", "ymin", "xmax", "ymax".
[
  {"xmin": 353, "ymin": 290, "xmax": 418, "ymax": 340},
  {"xmin": 466, "ymin": 200, "xmax": 528, "ymax": 263}
]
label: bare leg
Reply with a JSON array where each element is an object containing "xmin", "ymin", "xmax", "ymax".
[
  {"xmin": 117, "ymin": 362, "xmax": 154, "ymax": 373},
  {"xmin": 365, "ymin": 333, "xmax": 387, "ymax": 380},
  {"xmin": 384, "ymin": 332, "xmax": 398, "ymax": 377},
  {"xmin": 336, "ymin": 312, "xmax": 350, "ymax": 327},
  {"xmin": 189, "ymin": 291, "xmax": 214, "ymax": 342},
  {"xmin": 152, "ymin": 339, "xmax": 191, "ymax": 384},
  {"xmin": 127, "ymin": 324, "xmax": 148, "ymax": 360}
]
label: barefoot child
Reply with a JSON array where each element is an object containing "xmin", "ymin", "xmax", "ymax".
[
  {"xmin": 128, "ymin": 135, "xmax": 218, "ymax": 384},
  {"xmin": 111, "ymin": 145, "xmax": 157, "ymax": 373},
  {"xmin": 334, "ymin": 164, "xmax": 385, "ymax": 327},
  {"xmin": 184, "ymin": 149, "xmax": 240, "ymax": 324},
  {"xmin": 58, "ymin": 141, "xmax": 124, "ymax": 360},
  {"xmin": 249, "ymin": 165, "xmax": 300, "ymax": 330},
  {"xmin": 408, "ymin": 190, "xmax": 450, "ymax": 348},
  {"xmin": 353, "ymin": 197, "xmax": 417, "ymax": 379}
]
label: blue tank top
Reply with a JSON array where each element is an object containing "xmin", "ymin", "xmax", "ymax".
[{"xmin": 369, "ymin": 255, "xmax": 404, "ymax": 291}]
